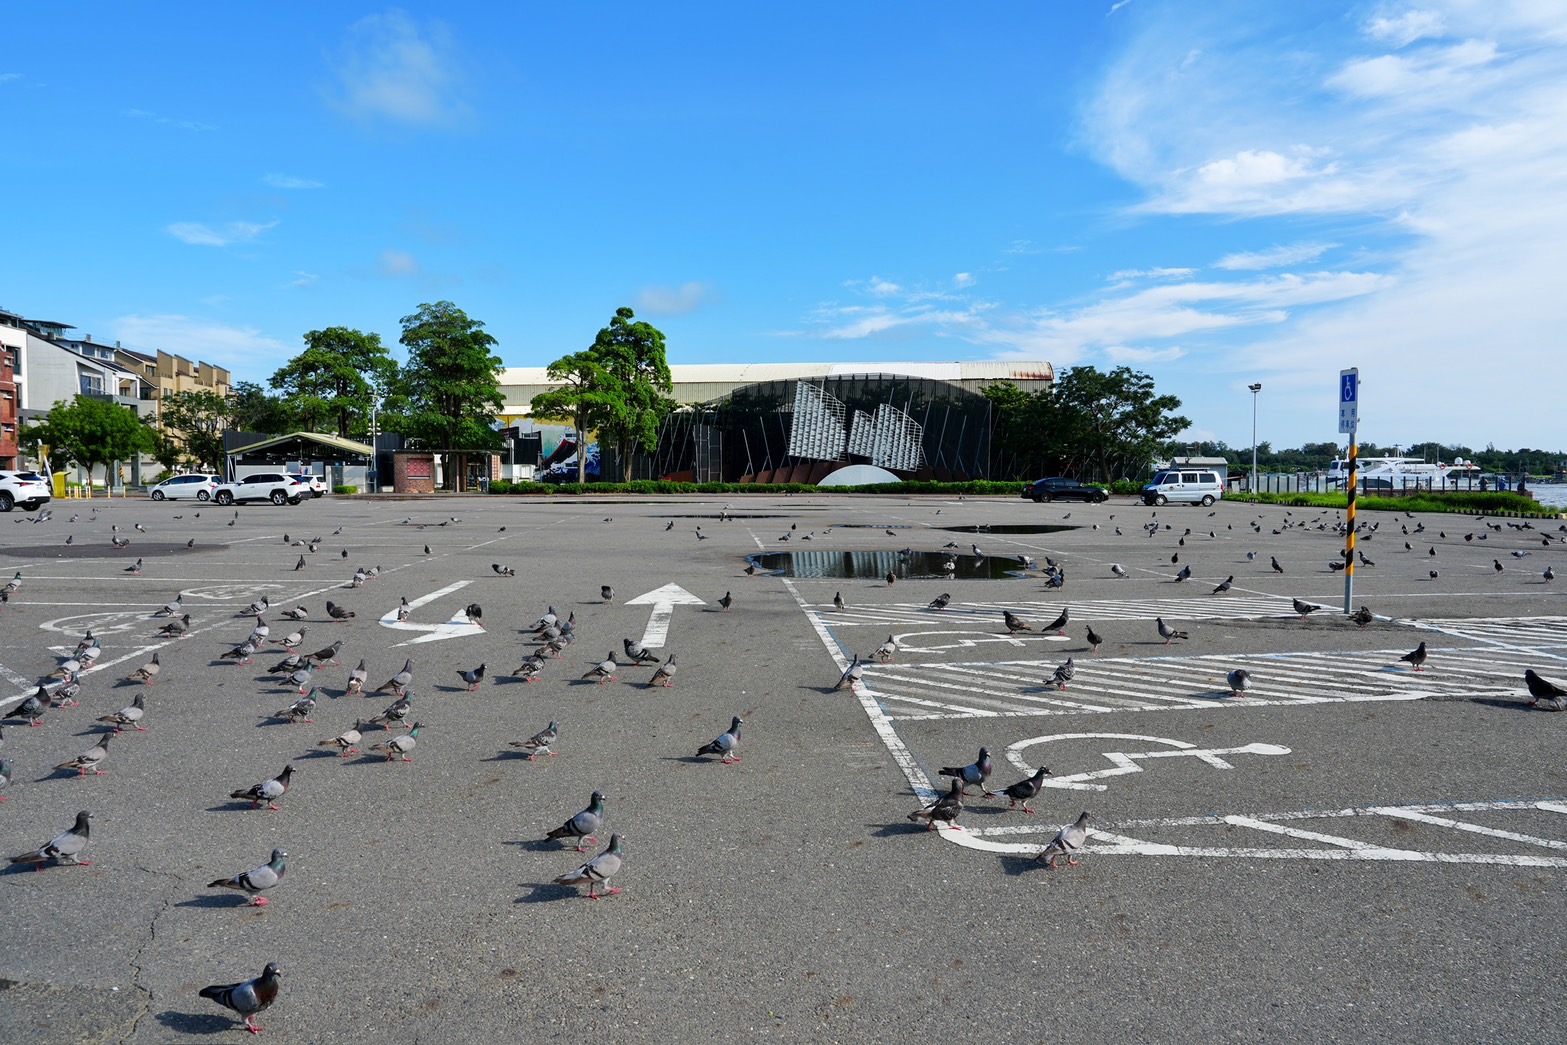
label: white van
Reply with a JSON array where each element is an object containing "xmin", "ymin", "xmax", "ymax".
[{"xmin": 1142, "ymin": 469, "xmax": 1224, "ymax": 506}]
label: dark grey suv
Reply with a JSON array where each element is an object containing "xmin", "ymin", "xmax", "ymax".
[{"xmin": 1021, "ymin": 477, "xmax": 1109, "ymax": 503}]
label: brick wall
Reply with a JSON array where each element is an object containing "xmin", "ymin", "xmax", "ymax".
[{"xmin": 392, "ymin": 452, "xmax": 436, "ymax": 494}]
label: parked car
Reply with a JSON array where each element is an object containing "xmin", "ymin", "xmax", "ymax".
[
  {"xmin": 1141, "ymin": 469, "xmax": 1225, "ymax": 506},
  {"xmin": 149, "ymin": 473, "xmax": 220, "ymax": 501},
  {"xmin": 0, "ymin": 469, "xmax": 52, "ymax": 512},
  {"xmin": 1021, "ymin": 477, "xmax": 1109, "ymax": 503},
  {"xmin": 287, "ymin": 472, "xmax": 327, "ymax": 498},
  {"xmin": 212, "ymin": 473, "xmax": 307, "ymax": 506}
]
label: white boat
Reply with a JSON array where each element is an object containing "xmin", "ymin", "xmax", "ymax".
[{"xmin": 1325, "ymin": 456, "xmax": 1480, "ymax": 489}]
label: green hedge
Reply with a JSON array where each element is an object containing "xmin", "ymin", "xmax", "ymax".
[
  {"xmin": 488, "ymin": 479, "xmax": 1031, "ymax": 497},
  {"xmin": 1247, "ymin": 490, "xmax": 1555, "ymax": 516},
  {"xmin": 332, "ymin": 485, "xmax": 358, "ymax": 495}
]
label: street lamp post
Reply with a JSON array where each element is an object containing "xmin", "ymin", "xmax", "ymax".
[{"xmin": 1248, "ymin": 383, "xmax": 1262, "ymax": 500}]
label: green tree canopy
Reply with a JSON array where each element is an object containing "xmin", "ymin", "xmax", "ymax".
[
  {"xmin": 588, "ymin": 307, "xmax": 675, "ymax": 482},
  {"xmin": 160, "ymin": 389, "xmax": 231, "ymax": 472},
  {"xmin": 269, "ymin": 327, "xmax": 400, "ymax": 438},
  {"xmin": 25, "ymin": 395, "xmax": 154, "ymax": 479},
  {"xmin": 529, "ymin": 351, "xmax": 616, "ymax": 484},
  {"xmin": 227, "ymin": 380, "xmax": 294, "ymax": 436},
  {"xmin": 396, "ymin": 302, "xmax": 504, "ymax": 466}
]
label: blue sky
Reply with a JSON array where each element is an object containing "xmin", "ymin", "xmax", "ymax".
[{"xmin": 5, "ymin": 2, "xmax": 1564, "ymax": 451}]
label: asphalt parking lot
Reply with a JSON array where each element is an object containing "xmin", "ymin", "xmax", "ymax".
[{"xmin": 2, "ymin": 490, "xmax": 1565, "ymax": 1043}]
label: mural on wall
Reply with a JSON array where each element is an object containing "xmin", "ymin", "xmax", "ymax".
[{"xmin": 534, "ymin": 424, "xmax": 601, "ymax": 481}]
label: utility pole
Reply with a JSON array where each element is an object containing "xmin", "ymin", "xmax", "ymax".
[
  {"xmin": 1339, "ymin": 369, "xmax": 1359, "ymax": 614},
  {"xmin": 1248, "ymin": 383, "xmax": 1262, "ymax": 500}
]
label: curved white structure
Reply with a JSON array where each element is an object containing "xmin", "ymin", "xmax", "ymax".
[{"xmin": 817, "ymin": 464, "xmax": 902, "ymax": 487}]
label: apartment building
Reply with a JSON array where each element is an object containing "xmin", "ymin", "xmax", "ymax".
[{"xmin": 0, "ymin": 309, "xmax": 21, "ymax": 467}]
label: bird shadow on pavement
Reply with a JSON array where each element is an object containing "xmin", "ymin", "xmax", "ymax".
[
  {"xmin": 515, "ymin": 882, "xmax": 581, "ymax": 904},
  {"xmin": 206, "ymin": 801, "xmax": 268, "ymax": 813},
  {"xmin": 999, "ymin": 855, "xmax": 1044, "ymax": 878},
  {"xmin": 661, "ymin": 755, "xmax": 715, "ymax": 766},
  {"xmin": 503, "ymin": 839, "xmax": 562, "ymax": 854},
  {"xmin": 1430, "ymin": 695, "xmax": 1535, "ymax": 711},
  {"xmin": 491, "ymin": 677, "xmax": 535, "ymax": 689},
  {"xmin": 297, "ymin": 748, "xmax": 346, "ymax": 760},
  {"xmin": 154, "ymin": 1011, "xmax": 233, "ymax": 1036},
  {"xmin": 481, "ymin": 750, "xmax": 536, "ymax": 762},
  {"xmin": 174, "ymin": 893, "xmax": 248, "ymax": 910},
  {"xmin": 0, "ymin": 861, "xmax": 72, "ymax": 877},
  {"xmin": 868, "ymin": 821, "xmax": 935, "ymax": 838},
  {"xmin": 433, "ymin": 685, "xmax": 468, "ymax": 693}
]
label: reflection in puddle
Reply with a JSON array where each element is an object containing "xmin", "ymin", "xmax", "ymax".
[{"xmin": 749, "ymin": 549, "xmax": 1029, "ymax": 580}]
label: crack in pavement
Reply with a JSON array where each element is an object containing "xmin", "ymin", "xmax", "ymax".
[{"xmin": 122, "ymin": 862, "xmax": 185, "ymax": 1045}]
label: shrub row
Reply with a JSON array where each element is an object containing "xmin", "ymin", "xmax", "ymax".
[
  {"xmin": 486, "ymin": 479, "xmax": 1031, "ymax": 497},
  {"xmin": 1246, "ymin": 490, "xmax": 1556, "ymax": 516}
]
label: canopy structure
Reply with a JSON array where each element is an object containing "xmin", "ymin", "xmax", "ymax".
[{"xmin": 226, "ymin": 432, "xmax": 374, "ymax": 463}]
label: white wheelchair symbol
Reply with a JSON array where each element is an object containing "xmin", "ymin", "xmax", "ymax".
[
  {"xmin": 891, "ymin": 630, "xmax": 1071, "ymax": 653},
  {"xmin": 180, "ymin": 583, "xmax": 286, "ymax": 601},
  {"xmin": 40, "ymin": 611, "xmax": 153, "ymax": 636},
  {"xmin": 1007, "ymin": 732, "xmax": 1290, "ymax": 792}
]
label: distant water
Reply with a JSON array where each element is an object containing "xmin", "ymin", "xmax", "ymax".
[{"xmin": 1530, "ymin": 485, "xmax": 1567, "ymax": 509}]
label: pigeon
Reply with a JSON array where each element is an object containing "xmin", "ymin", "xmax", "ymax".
[
  {"xmin": 885, "ymin": 571, "xmax": 897, "ymax": 586},
  {"xmin": 648, "ymin": 655, "xmax": 678, "ymax": 688},
  {"xmin": 1043, "ymin": 608, "xmax": 1069, "ymax": 635},
  {"xmin": 1546, "ymin": 566, "xmax": 1556, "ymax": 582},
  {"xmin": 717, "ymin": 591, "xmax": 733, "ymax": 612},
  {"xmin": 1155, "ymin": 617, "xmax": 1188, "ymax": 645},
  {"xmin": 371, "ymin": 694, "xmax": 413, "ymax": 730},
  {"xmin": 10, "ymin": 810, "xmax": 93, "ymax": 870},
  {"xmin": 156, "ymin": 614, "xmax": 192, "ymax": 638},
  {"xmin": 280, "ymin": 626, "xmax": 308, "ymax": 650},
  {"xmin": 1227, "ymin": 669, "xmax": 1250, "ymax": 697},
  {"xmin": 325, "ymin": 601, "xmax": 355, "ymax": 621},
  {"xmin": 1036, "ymin": 811, "xmax": 1093, "ymax": 869},
  {"xmin": 1086, "ymin": 625, "xmax": 1103, "ymax": 654},
  {"xmin": 665, "ymin": 520, "xmax": 675, "ymax": 531},
  {"xmin": 0, "ymin": 758, "xmax": 11, "ymax": 801},
  {"xmin": 512, "ymin": 655, "xmax": 545, "ymax": 683},
  {"xmin": 375, "ymin": 658, "xmax": 414, "ymax": 694},
  {"xmin": 241, "ymin": 596, "xmax": 270, "ymax": 617},
  {"xmin": 98, "ymin": 693, "xmax": 148, "ymax": 732},
  {"xmin": 833, "ymin": 591, "xmax": 846, "ymax": 612},
  {"xmin": 988, "ymin": 767, "xmax": 1052, "ymax": 813},
  {"xmin": 223, "ymin": 640, "xmax": 259, "ymax": 665},
  {"xmin": 396, "ymin": 597, "xmax": 411, "ymax": 622},
  {"xmin": 286, "ymin": 663, "xmax": 314, "ymax": 694},
  {"xmin": 510, "ymin": 721, "xmax": 559, "ymax": 759},
  {"xmin": 423, "ymin": 545, "xmax": 431, "ymax": 555},
  {"xmin": 369, "ymin": 722, "xmax": 421, "ymax": 762},
  {"xmin": 274, "ymin": 691, "xmax": 317, "ymax": 725},
  {"xmin": 1358, "ymin": 551, "xmax": 1376, "ymax": 567},
  {"xmin": 582, "ymin": 653, "xmax": 618, "ymax": 685},
  {"xmin": 199, "ymin": 961, "xmax": 282, "ymax": 1035},
  {"xmin": 16, "ymin": 687, "xmax": 49, "ymax": 726},
  {"xmin": 744, "ymin": 564, "xmax": 757, "ymax": 576},
  {"xmin": 938, "ymin": 747, "xmax": 992, "ymax": 794},
  {"xmin": 1211, "ymin": 575, "xmax": 1233, "ymax": 594},
  {"xmin": 1512, "ymin": 550, "xmax": 1532, "ymax": 559},
  {"xmin": 247, "ymin": 615, "xmax": 271, "ymax": 644},
  {"xmin": 1292, "ymin": 598, "xmax": 1318, "ymax": 620},
  {"xmin": 1400, "ymin": 641, "xmax": 1428, "ymax": 672},
  {"xmin": 554, "ymin": 833, "xmax": 624, "ymax": 899},
  {"xmin": 1110, "ymin": 563, "xmax": 1129, "ymax": 579},
  {"xmin": 231, "ymin": 765, "xmax": 293, "ymax": 811},
  {"xmin": 600, "ymin": 585, "xmax": 614, "ymax": 605},
  {"xmin": 208, "ymin": 849, "xmax": 288, "ymax": 907},
  {"xmin": 456, "ymin": 664, "xmax": 486, "ymax": 691},
  {"xmin": 48, "ymin": 657, "xmax": 85, "ymax": 681},
  {"xmin": 319, "ymin": 719, "xmax": 368, "ymax": 757},
  {"xmin": 1525, "ymin": 669, "xmax": 1567, "ymax": 711},
  {"xmin": 1002, "ymin": 609, "xmax": 1033, "ymax": 635},
  {"xmin": 908, "ymin": 778, "xmax": 965, "ymax": 831},
  {"xmin": 491, "ymin": 564, "xmax": 515, "ymax": 577},
  {"xmin": 50, "ymin": 677, "xmax": 82, "ymax": 708},
  {"xmin": 1174, "ymin": 565, "xmax": 1191, "ymax": 582},
  {"xmin": 1171, "ymin": 552, "xmax": 1180, "ymax": 565},
  {"xmin": 834, "ymin": 655, "xmax": 864, "ymax": 690},
  {"xmin": 623, "ymin": 638, "xmax": 661, "ymax": 665},
  {"xmin": 1493, "ymin": 559, "xmax": 1505, "ymax": 574},
  {"xmin": 873, "ymin": 635, "xmax": 897, "ymax": 663},
  {"xmin": 1048, "ymin": 658, "xmax": 1075, "ymax": 690},
  {"xmin": 697, "ymin": 716, "xmax": 743, "ymax": 764},
  {"xmin": 55, "ymin": 733, "xmax": 112, "ymax": 776},
  {"xmin": 548, "ymin": 791, "xmax": 607, "ymax": 851},
  {"xmin": 153, "ymin": 595, "xmax": 184, "ymax": 618},
  {"xmin": 1270, "ymin": 556, "xmax": 1284, "ymax": 574},
  {"xmin": 927, "ymin": 593, "xmax": 951, "ymax": 611},
  {"xmin": 344, "ymin": 659, "xmax": 369, "ymax": 696},
  {"xmin": 350, "ymin": 568, "xmax": 367, "ymax": 588},
  {"xmin": 1350, "ymin": 606, "xmax": 1374, "ymax": 628}
]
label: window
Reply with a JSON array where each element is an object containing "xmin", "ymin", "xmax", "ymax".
[{"xmin": 1181, "ymin": 473, "xmax": 1200, "ymax": 483}]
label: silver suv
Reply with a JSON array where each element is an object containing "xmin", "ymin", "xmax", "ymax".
[
  {"xmin": 0, "ymin": 470, "xmax": 53, "ymax": 512},
  {"xmin": 212, "ymin": 473, "xmax": 307, "ymax": 506}
]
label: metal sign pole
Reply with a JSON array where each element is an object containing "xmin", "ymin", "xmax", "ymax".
[{"xmin": 1339, "ymin": 368, "xmax": 1359, "ymax": 614}]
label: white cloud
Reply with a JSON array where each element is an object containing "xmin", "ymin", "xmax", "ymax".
[
  {"xmin": 165, "ymin": 220, "xmax": 277, "ymax": 247},
  {"xmin": 1108, "ymin": 266, "xmax": 1196, "ymax": 281},
  {"xmin": 379, "ymin": 249, "xmax": 420, "ymax": 277},
  {"xmin": 636, "ymin": 281, "xmax": 720, "ymax": 315},
  {"xmin": 327, "ymin": 10, "xmax": 469, "ymax": 127},
  {"xmin": 0, "ymin": 73, "xmax": 21, "ymax": 83},
  {"xmin": 1366, "ymin": 9, "xmax": 1448, "ymax": 47},
  {"xmin": 1105, "ymin": 345, "xmax": 1187, "ymax": 363},
  {"xmin": 112, "ymin": 314, "xmax": 290, "ymax": 371},
  {"xmin": 289, "ymin": 272, "xmax": 320, "ymax": 289},
  {"xmin": 954, "ymin": 272, "xmax": 976, "ymax": 288},
  {"xmin": 1215, "ymin": 242, "xmax": 1334, "ymax": 270},
  {"xmin": 124, "ymin": 107, "xmax": 215, "ymax": 132},
  {"xmin": 263, "ymin": 173, "xmax": 324, "ymax": 190}
]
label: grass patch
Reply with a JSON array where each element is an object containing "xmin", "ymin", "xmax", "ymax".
[
  {"xmin": 488, "ymin": 479, "xmax": 1032, "ymax": 497},
  {"xmin": 1248, "ymin": 491, "xmax": 1555, "ymax": 516}
]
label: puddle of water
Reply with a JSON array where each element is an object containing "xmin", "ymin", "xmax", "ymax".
[
  {"xmin": 659, "ymin": 513, "xmax": 794, "ymax": 519},
  {"xmin": 936, "ymin": 524, "xmax": 1076, "ymax": 535},
  {"xmin": 750, "ymin": 549, "xmax": 1030, "ymax": 580}
]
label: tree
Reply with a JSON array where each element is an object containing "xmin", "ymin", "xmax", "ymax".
[
  {"xmin": 586, "ymin": 307, "xmax": 675, "ymax": 482},
  {"xmin": 396, "ymin": 303, "xmax": 505, "ymax": 478},
  {"xmin": 269, "ymin": 327, "xmax": 400, "ymax": 438},
  {"xmin": 227, "ymin": 380, "xmax": 294, "ymax": 435},
  {"xmin": 25, "ymin": 395, "xmax": 154, "ymax": 482},
  {"xmin": 529, "ymin": 351, "xmax": 616, "ymax": 484},
  {"xmin": 160, "ymin": 390, "xmax": 231, "ymax": 472},
  {"xmin": 1051, "ymin": 366, "xmax": 1190, "ymax": 481}
]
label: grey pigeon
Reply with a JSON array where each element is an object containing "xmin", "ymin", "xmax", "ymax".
[
  {"xmin": 274, "ymin": 691, "xmax": 317, "ymax": 724},
  {"xmin": 370, "ymin": 695, "xmax": 413, "ymax": 730},
  {"xmin": 582, "ymin": 653, "xmax": 618, "ymax": 685},
  {"xmin": 623, "ymin": 638, "xmax": 661, "ymax": 665},
  {"xmin": 223, "ymin": 640, "xmax": 259, "ymax": 665},
  {"xmin": 280, "ymin": 626, "xmax": 307, "ymax": 650},
  {"xmin": 509, "ymin": 721, "xmax": 559, "ymax": 759},
  {"xmin": 601, "ymin": 585, "xmax": 613, "ymax": 604},
  {"xmin": 1292, "ymin": 598, "xmax": 1318, "ymax": 620},
  {"xmin": 1155, "ymin": 617, "xmax": 1188, "ymax": 645},
  {"xmin": 908, "ymin": 778, "xmax": 965, "ymax": 831},
  {"xmin": 554, "ymin": 833, "xmax": 623, "ymax": 899},
  {"xmin": 1210, "ymin": 575, "xmax": 1234, "ymax": 595},
  {"xmin": 1400, "ymin": 641, "xmax": 1428, "ymax": 672},
  {"xmin": 547, "ymin": 790, "xmax": 606, "ymax": 850},
  {"xmin": 10, "ymin": 809, "xmax": 93, "ymax": 869},
  {"xmin": 280, "ymin": 605, "xmax": 308, "ymax": 621},
  {"xmin": 318, "ymin": 720, "xmax": 367, "ymax": 757},
  {"xmin": 1085, "ymin": 625, "xmax": 1103, "ymax": 654},
  {"xmin": 1043, "ymin": 608, "xmax": 1069, "ymax": 635},
  {"xmin": 873, "ymin": 635, "xmax": 897, "ymax": 663},
  {"xmin": 55, "ymin": 733, "xmax": 112, "ymax": 776},
  {"xmin": 375, "ymin": 658, "xmax": 414, "ymax": 694},
  {"xmin": 648, "ymin": 655, "xmax": 678, "ymax": 688},
  {"xmin": 512, "ymin": 655, "xmax": 545, "ymax": 683},
  {"xmin": 369, "ymin": 722, "xmax": 420, "ymax": 762},
  {"xmin": 833, "ymin": 592, "xmax": 845, "ymax": 612},
  {"xmin": 325, "ymin": 601, "xmax": 355, "ymax": 621},
  {"xmin": 200, "ymin": 962, "xmax": 282, "ymax": 1035},
  {"xmin": 267, "ymin": 652, "xmax": 305, "ymax": 677},
  {"xmin": 718, "ymin": 591, "xmax": 733, "ymax": 612},
  {"xmin": 1271, "ymin": 556, "xmax": 1284, "ymax": 574},
  {"xmin": 697, "ymin": 716, "xmax": 743, "ymax": 763},
  {"xmin": 287, "ymin": 664, "xmax": 314, "ymax": 694},
  {"xmin": 457, "ymin": 664, "xmax": 486, "ymax": 690},
  {"xmin": 153, "ymin": 595, "xmax": 184, "ymax": 618},
  {"xmin": 1227, "ymin": 669, "xmax": 1250, "ymax": 697},
  {"xmin": 927, "ymin": 593, "xmax": 951, "ymax": 611},
  {"xmin": 938, "ymin": 747, "xmax": 992, "ymax": 794},
  {"xmin": 1525, "ymin": 669, "xmax": 1567, "ymax": 711},
  {"xmin": 1048, "ymin": 658, "xmax": 1075, "ymax": 691},
  {"xmin": 344, "ymin": 659, "xmax": 368, "ymax": 696},
  {"xmin": 208, "ymin": 849, "xmax": 288, "ymax": 907},
  {"xmin": 1174, "ymin": 565, "xmax": 1191, "ymax": 582},
  {"xmin": 16, "ymin": 687, "xmax": 48, "ymax": 726},
  {"xmin": 834, "ymin": 655, "xmax": 864, "ymax": 690},
  {"xmin": 157, "ymin": 613, "xmax": 192, "ymax": 638},
  {"xmin": 98, "ymin": 693, "xmax": 148, "ymax": 732},
  {"xmin": 1110, "ymin": 563, "xmax": 1128, "ymax": 579},
  {"xmin": 1004, "ymin": 609, "xmax": 1032, "ymax": 634},
  {"xmin": 230, "ymin": 765, "xmax": 293, "ymax": 811},
  {"xmin": 396, "ymin": 597, "xmax": 411, "ymax": 622},
  {"xmin": 1036, "ymin": 811, "xmax": 1093, "ymax": 869},
  {"xmin": 1350, "ymin": 605, "xmax": 1374, "ymax": 628},
  {"xmin": 988, "ymin": 766, "xmax": 1052, "ymax": 813},
  {"xmin": 492, "ymin": 563, "xmax": 515, "ymax": 577}
]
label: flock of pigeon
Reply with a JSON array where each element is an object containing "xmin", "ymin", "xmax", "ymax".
[{"xmin": 0, "ymin": 509, "xmax": 756, "ymax": 1035}]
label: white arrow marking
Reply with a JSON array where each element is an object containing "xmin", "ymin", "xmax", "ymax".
[
  {"xmin": 378, "ymin": 580, "xmax": 481, "ymax": 646},
  {"xmin": 625, "ymin": 583, "xmax": 706, "ymax": 649}
]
